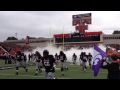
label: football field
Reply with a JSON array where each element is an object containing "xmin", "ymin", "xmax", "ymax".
[{"xmin": 0, "ymin": 60, "xmax": 108, "ymax": 79}]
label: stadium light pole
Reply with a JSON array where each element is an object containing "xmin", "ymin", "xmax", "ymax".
[
  {"xmin": 15, "ymin": 32, "xmax": 17, "ymax": 39},
  {"xmin": 50, "ymin": 27, "xmax": 51, "ymax": 46},
  {"xmin": 63, "ymin": 26, "xmax": 64, "ymax": 51}
]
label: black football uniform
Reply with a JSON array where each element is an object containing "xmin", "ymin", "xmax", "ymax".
[
  {"xmin": 16, "ymin": 52, "xmax": 28, "ymax": 75},
  {"xmin": 59, "ymin": 54, "xmax": 67, "ymax": 63},
  {"xmin": 35, "ymin": 54, "xmax": 43, "ymax": 75},
  {"xmin": 16, "ymin": 53, "xmax": 22, "ymax": 62},
  {"xmin": 82, "ymin": 53, "xmax": 88, "ymax": 72},
  {"xmin": 72, "ymin": 54, "xmax": 77, "ymax": 64},
  {"xmin": 59, "ymin": 53, "xmax": 67, "ymax": 72},
  {"xmin": 79, "ymin": 52, "xmax": 84, "ymax": 66},
  {"xmin": 55, "ymin": 54, "xmax": 59, "ymax": 61},
  {"xmin": 42, "ymin": 55, "xmax": 55, "ymax": 72},
  {"xmin": 87, "ymin": 54, "xmax": 92, "ymax": 68}
]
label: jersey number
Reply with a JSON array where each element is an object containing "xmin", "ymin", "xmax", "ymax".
[{"xmin": 44, "ymin": 61, "xmax": 50, "ymax": 66}]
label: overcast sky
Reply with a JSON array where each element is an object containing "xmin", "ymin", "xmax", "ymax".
[{"xmin": 0, "ymin": 11, "xmax": 120, "ymax": 42}]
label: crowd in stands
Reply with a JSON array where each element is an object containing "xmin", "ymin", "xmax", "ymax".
[
  {"xmin": 105, "ymin": 44, "xmax": 120, "ymax": 50},
  {"xmin": 0, "ymin": 42, "xmax": 33, "ymax": 54},
  {"xmin": 0, "ymin": 42, "xmax": 34, "ymax": 65},
  {"xmin": 0, "ymin": 42, "xmax": 17, "ymax": 52}
]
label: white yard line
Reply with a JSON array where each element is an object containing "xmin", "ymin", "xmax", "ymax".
[
  {"xmin": 0, "ymin": 73, "xmax": 44, "ymax": 78},
  {"xmin": 0, "ymin": 73, "xmax": 71, "ymax": 79},
  {"xmin": 54, "ymin": 67, "xmax": 107, "ymax": 74},
  {"xmin": 58, "ymin": 78, "xmax": 71, "ymax": 79},
  {"xmin": 67, "ymin": 70, "xmax": 107, "ymax": 73}
]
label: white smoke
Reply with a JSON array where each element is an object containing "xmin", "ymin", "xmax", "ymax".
[{"xmin": 24, "ymin": 44, "xmax": 107, "ymax": 64}]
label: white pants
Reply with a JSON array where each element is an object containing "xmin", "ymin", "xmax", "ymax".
[
  {"xmin": 16, "ymin": 61, "xmax": 26, "ymax": 67},
  {"xmin": 45, "ymin": 72, "xmax": 54, "ymax": 79},
  {"xmin": 61, "ymin": 62, "xmax": 65, "ymax": 68},
  {"xmin": 73, "ymin": 60, "xmax": 76, "ymax": 64},
  {"xmin": 36, "ymin": 62, "xmax": 42, "ymax": 69}
]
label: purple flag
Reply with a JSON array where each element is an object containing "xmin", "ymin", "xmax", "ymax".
[{"xmin": 92, "ymin": 44, "xmax": 108, "ymax": 77}]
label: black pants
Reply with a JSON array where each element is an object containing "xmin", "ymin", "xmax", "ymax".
[
  {"xmin": 8, "ymin": 60, "xmax": 11, "ymax": 64},
  {"xmin": 5, "ymin": 59, "xmax": 8, "ymax": 64}
]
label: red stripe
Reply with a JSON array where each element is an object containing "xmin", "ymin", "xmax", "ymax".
[
  {"xmin": 54, "ymin": 31, "xmax": 102, "ymax": 37},
  {"xmin": 84, "ymin": 31, "xmax": 102, "ymax": 35},
  {"xmin": 54, "ymin": 34, "xmax": 69, "ymax": 37}
]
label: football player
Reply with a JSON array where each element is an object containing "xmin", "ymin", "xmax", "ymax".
[
  {"xmin": 82, "ymin": 52, "xmax": 88, "ymax": 72},
  {"xmin": 87, "ymin": 53, "xmax": 93, "ymax": 68},
  {"xmin": 72, "ymin": 53, "xmax": 77, "ymax": 65},
  {"xmin": 79, "ymin": 52, "xmax": 84, "ymax": 66},
  {"xmin": 41, "ymin": 50, "xmax": 57, "ymax": 79},
  {"xmin": 15, "ymin": 51, "xmax": 28, "ymax": 75},
  {"xmin": 59, "ymin": 51, "xmax": 68, "ymax": 76},
  {"xmin": 55, "ymin": 53, "xmax": 59, "ymax": 64},
  {"xmin": 34, "ymin": 51, "xmax": 43, "ymax": 75}
]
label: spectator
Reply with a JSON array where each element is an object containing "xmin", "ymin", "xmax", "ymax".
[{"xmin": 101, "ymin": 52, "xmax": 120, "ymax": 79}]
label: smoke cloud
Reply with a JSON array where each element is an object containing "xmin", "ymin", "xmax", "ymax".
[{"xmin": 24, "ymin": 43, "xmax": 107, "ymax": 66}]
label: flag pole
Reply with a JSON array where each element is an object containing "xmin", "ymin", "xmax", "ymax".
[{"xmin": 63, "ymin": 26, "xmax": 64, "ymax": 51}]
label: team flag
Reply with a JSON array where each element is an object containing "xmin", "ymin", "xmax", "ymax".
[{"xmin": 92, "ymin": 44, "xmax": 108, "ymax": 77}]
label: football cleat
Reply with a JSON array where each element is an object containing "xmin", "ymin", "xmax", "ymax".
[
  {"xmin": 26, "ymin": 69, "xmax": 28, "ymax": 72},
  {"xmin": 35, "ymin": 73, "xmax": 37, "ymax": 75},
  {"xmin": 16, "ymin": 72, "xmax": 18, "ymax": 75}
]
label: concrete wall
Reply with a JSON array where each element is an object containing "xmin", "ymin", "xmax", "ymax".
[{"xmin": 103, "ymin": 34, "xmax": 120, "ymax": 44}]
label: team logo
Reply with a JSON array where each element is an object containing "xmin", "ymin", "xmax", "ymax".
[{"xmin": 93, "ymin": 49, "xmax": 102, "ymax": 66}]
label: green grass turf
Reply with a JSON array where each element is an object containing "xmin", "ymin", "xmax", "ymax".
[
  {"xmin": 0, "ymin": 60, "xmax": 15, "ymax": 67},
  {"xmin": 0, "ymin": 61, "xmax": 108, "ymax": 79}
]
